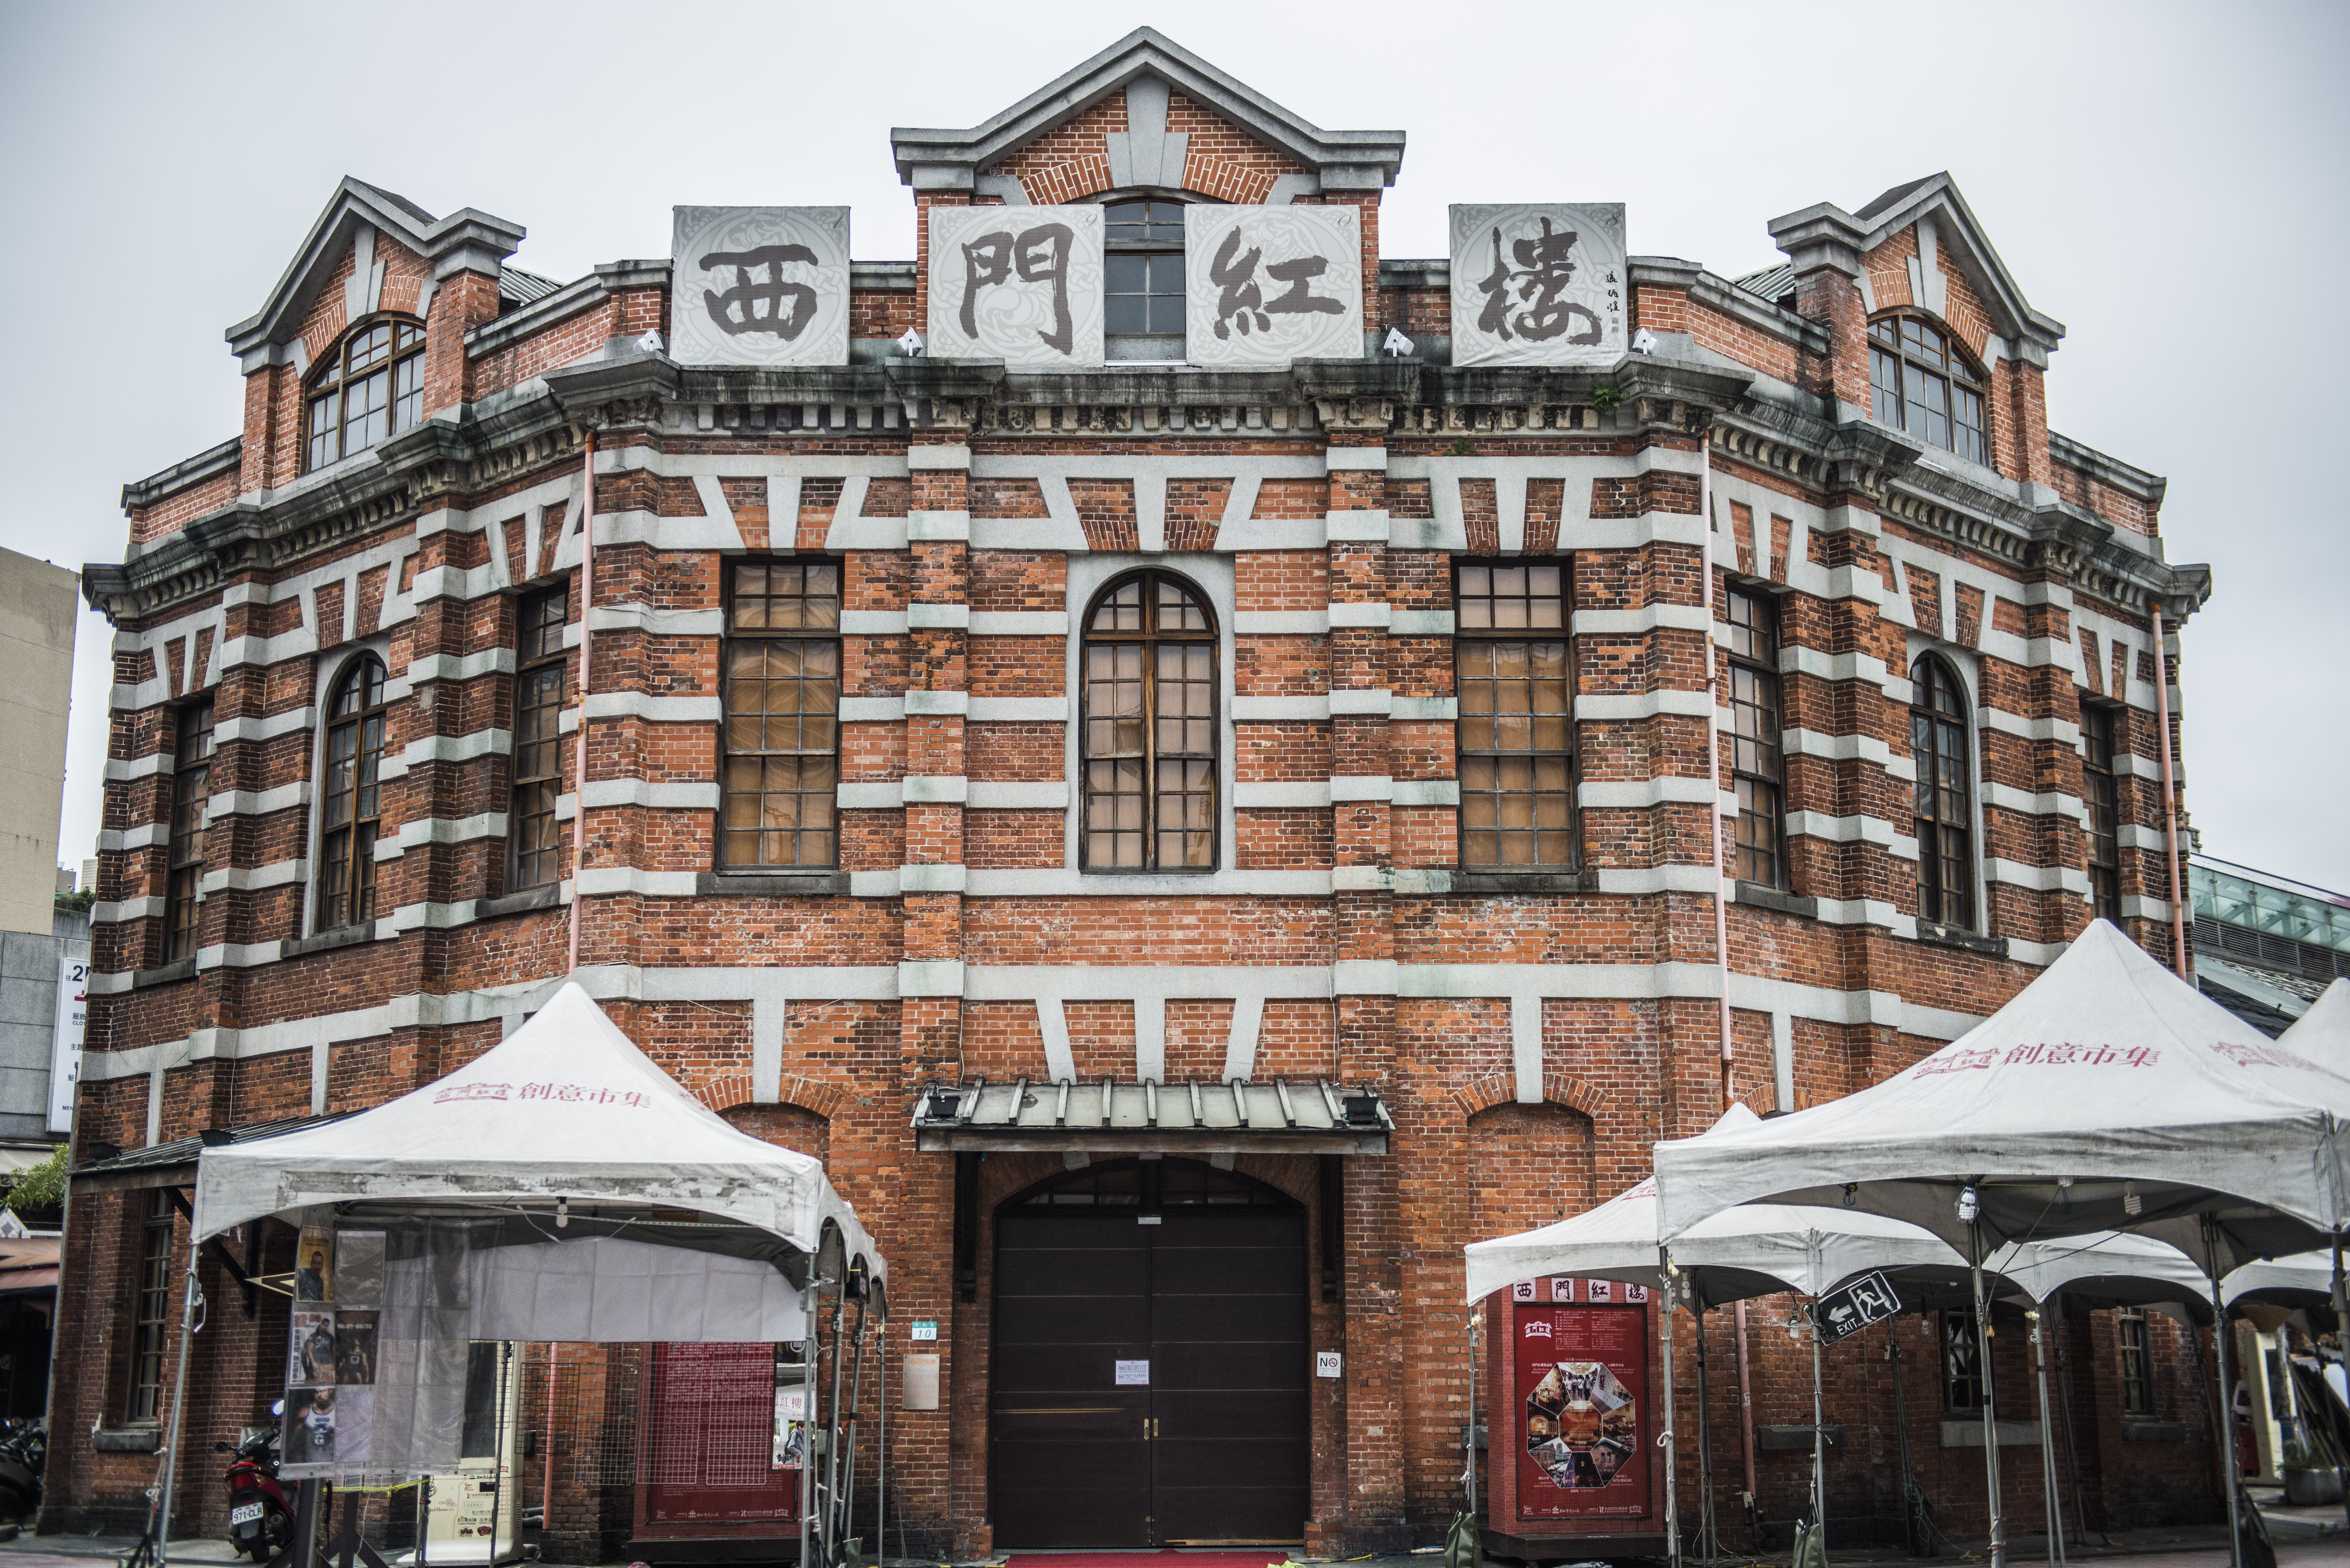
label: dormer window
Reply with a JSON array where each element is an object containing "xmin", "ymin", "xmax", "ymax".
[
  {"xmin": 306, "ymin": 317, "xmax": 425, "ymax": 471},
  {"xmin": 1104, "ymin": 199, "xmax": 1188, "ymax": 360},
  {"xmin": 1869, "ymin": 314, "xmax": 1987, "ymax": 467}
]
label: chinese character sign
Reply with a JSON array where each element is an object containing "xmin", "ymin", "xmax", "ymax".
[
  {"xmin": 670, "ymin": 207, "xmax": 851, "ymax": 368},
  {"xmin": 1449, "ymin": 204, "xmax": 1627, "ymax": 368},
  {"xmin": 1184, "ymin": 205, "xmax": 1363, "ymax": 368},
  {"xmin": 1513, "ymin": 1299, "xmax": 1649, "ymax": 1521},
  {"xmin": 926, "ymin": 205, "xmax": 1105, "ymax": 369}
]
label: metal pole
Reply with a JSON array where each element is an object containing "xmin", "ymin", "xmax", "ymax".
[
  {"xmin": 1466, "ymin": 1308, "xmax": 1479, "ymax": 1520},
  {"xmin": 827, "ymin": 1280, "xmax": 848, "ymax": 1565},
  {"xmin": 1695, "ymin": 1304, "xmax": 1717, "ymax": 1563},
  {"xmin": 566, "ymin": 429, "xmax": 597, "ymax": 976},
  {"xmin": 151, "ymin": 1246, "xmax": 204, "ymax": 1567},
  {"xmin": 842, "ymin": 1301, "xmax": 869, "ymax": 1556},
  {"xmin": 800, "ymin": 1301, "xmax": 815, "ymax": 1568},
  {"xmin": 1809, "ymin": 1308, "xmax": 1826, "ymax": 1558},
  {"xmin": 2149, "ymin": 602, "xmax": 2187, "ymax": 977},
  {"xmin": 1699, "ymin": 437, "xmax": 1734, "ymax": 1106},
  {"xmin": 2052, "ymin": 1308, "xmax": 2091, "ymax": 1548},
  {"xmin": 2206, "ymin": 1218, "xmax": 2245, "ymax": 1568},
  {"xmin": 2030, "ymin": 1309, "xmax": 2063, "ymax": 1567},
  {"xmin": 1661, "ymin": 1273, "xmax": 1680, "ymax": 1568},
  {"xmin": 491, "ymin": 1342, "xmax": 513, "ymax": 1564},
  {"xmin": 1971, "ymin": 1220, "xmax": 2007, "ymax": 1568},
  {"xmin": 541, "ymin": 1343, "xmax": 558, "ymax": 1549},
  {"xmin": 1733, "ymin": 1300, "xmax": 1758, "ymax": 1543},
  {"xmin": 876, "ymin": 1329, "xmax": 887, "ymax": 1568},
  {"xmin": 1890, "ymin": 1319, "xmax": 1918, "ymax": 1555}
]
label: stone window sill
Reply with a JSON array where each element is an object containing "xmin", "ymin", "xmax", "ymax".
[
  {"xmin": 1734, "ymin": 882, "xmax": 1818, "ymax": 919},
  {"xmin": 285, "ymin": 925, "xmax": 371, "ymax": 959},
  {"xmin": 130, "ymin": 958, "xmax": 196, "ymax": 991},
  {"xmin": 92, "ymin": 1427, "xmax": 161, "ymax": 1453},
  {"xmin": 1940, "ymin": 1417, "xmax": 2041, "ymax": 1447},
  {"xmin": 696, "ymin": 872, "xmax": 849, "ymax": 897},
  {"xmin": 2122, "ymin": 1420, "xmax": 2185, "ymax": 1442},
  {"xmin": 476, "ymin": 885, "xmax": 561, "ymax": 921},
  {"xmin": 1914, "ymin": 919, "xmax": 2009, "ymax": 959},
  {"xmin": 1440, "ymin": 869, "xmax": 1593, "ymax": 896},
  {"xmin": 1756, "ymin": 1423, "xmax": 1842, "ymax": 1450}
]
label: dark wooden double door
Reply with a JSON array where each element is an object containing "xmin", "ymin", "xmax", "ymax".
[{"xmin": 991, "ymin": 1203, "xmax": 1309, "ymax": 1546}]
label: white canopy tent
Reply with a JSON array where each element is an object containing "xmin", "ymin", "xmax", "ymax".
[
  {"xmin": 1654, "ymin": 921, "xmax": 2350, "ymax": 1568},
  {"xmin": 2279, "ymin": 979, "xmax": 2350, "ymax": 1075},
  {"xmin": 155, "ymin": 982, "xmax": 890, "ymax": 1567}
]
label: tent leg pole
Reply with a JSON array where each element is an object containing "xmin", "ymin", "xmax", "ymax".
[
  {"xmin": 1696, "ymin": 1305, "xmax": 1716, "ymax": 1564},
  {"xmin": 1466, "ymin": 1307, "xmax": 1479, "ymax": 1521},
  {"xmin": 1662, "ymin": 1274, "xmax": 1681, "ymax": 1568},
  {"xmin": 2206, "ymin": 1219, "xmax": 2245, "ymax": 1568},
  {"xmin": 800, "ymin": 1315, "xmax": 815, "ymax": 1568},
  {"xmin": 1810, "ymin": 1308, "xmax": 1825, "ymax": 1559},
  {"xmin": 152, "ymin": 1247, "xmax": 202, "ymax": 1568},
  {"xmin": 1971, "ymin": 1223, "xmax": 2006, "ymax": 1568},
  {"xmin": 1734, "ymin": 1299, "xmax": 1757, "ymax": 1548},
  {"xmin": 844, "ymin": 1303, "xmax": 869, "ymax": 1557},
  {"xmin": 827, "ymin": 1282, "xmax": 848, "ymax": 1564},
  {"xmin": 876, "ymin": 1331, "xmax": 886, "ymax": 1568},
  {"xmin": 1890, "ymin": 1320, "xmax": 1917, "ymax": 1556},
  {"xmin": 2031, "ymin": 1309, "xmax": 2062, "ymax": 1567}
]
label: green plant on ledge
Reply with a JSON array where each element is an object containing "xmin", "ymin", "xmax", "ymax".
[{"xmin": 1591, "ymin": 387, "xmax": 1627, "ymax": 413}]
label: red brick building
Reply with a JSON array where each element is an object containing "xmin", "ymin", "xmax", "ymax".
[{"xmin": 55, "ymin": 28, "xmax": 2225, "ymax": 1559}]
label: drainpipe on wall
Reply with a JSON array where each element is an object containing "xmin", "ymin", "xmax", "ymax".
[
  {"xmin": 2150, "ymin": 602, "xmax": 2188, "ymax": 978},
  {"xmin": 1699, "ymin": 436, "xmax": 1735, "ymax": 1105},
  {"xmin": 566, "ymin": 429, "xmax": 596, "ymax": 975}
]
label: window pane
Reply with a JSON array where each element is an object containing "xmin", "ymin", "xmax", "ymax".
[
  {"xmin": 1104, "ymin": 201, "xmax": 1147, "ymax": 239},
  {"xmin": 1871, "ymin": 346, "xmax": 1902, "ymax": 428},
  {"xmin": 1106, "ymin": 253, "xmax": 1146, "ymax": 292},
  {"xmin": 1106, "ymin": 294, "xmax": 1146, "ymax": 335}
]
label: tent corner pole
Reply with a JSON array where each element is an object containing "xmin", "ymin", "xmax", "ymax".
[
  {"xmin": 1733, "ymin": 1299, "xmax": 1757, "ymax": 1543},
  {"xmin": 1694, "ymin": 1302, "xmax": 1716, "ymax": 1564},
  {"xmin": 1971, "ymin": 1219, "xmax": 2006, "ymax": 1568},
  {"xmin": 1808, "ymin": 1303, "xmax": 1825, "ymax": 1560},
  {"xmin": 1660, "ymin": 1270, "xmax": 1680, "ymax": 1568},
  {"xmin": 2205, "ymin": 1217, "xmax": 2245, "ymax": 1568},
  {"xmin": 151, "ymin": 1245, "xmax": 204, "ymax": 1567},
  {"xmin": 2029, "ymin": 1307, "xmax": 2063, "ymax": 1567},
  {"xmin": 876, "ymin": 1325, "xmax": 887, "ymax": 1568}
]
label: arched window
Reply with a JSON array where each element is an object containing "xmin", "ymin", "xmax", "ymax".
[
  {"xmin": 1869, "ymin": 314, "xmax": 1988, "ymax": 466},
  {"xmin": 1103, "ymin": 198, "xmax": 1190, "ymax": 359},
  {"xmin": 1081, "ymin": 571, "xmax": 1217, "ymax": 871},
  {"xmin": 1910, "ymin": 655, "xmax": 1975, "ymax": 929},
  {"xmin": 306, "ymin": 317, "xmax": 426, "ymax": 471},
  {"xmin": 318, "ymin": 656, "xmax": 388, "ymax": 931}
]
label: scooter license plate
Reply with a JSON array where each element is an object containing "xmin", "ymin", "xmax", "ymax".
[{"xmin": 231, "ymin": 1503, "xmax": 265, "ymax": 1526}]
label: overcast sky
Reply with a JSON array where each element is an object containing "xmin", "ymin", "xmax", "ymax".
[{"xmin": 4, "ymin": 0, "xmax": 2344, "ymax": 893}]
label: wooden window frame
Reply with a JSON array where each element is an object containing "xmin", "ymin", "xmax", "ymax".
[
  {"xmin": 1869, "ymin": 312, "xmax": 1990, "ymax": 466},
  {"xmin": 125, "ymin": 1189, "xmax": 176, "ymax": 1423},
  {"xmin": 303, "ymin": 315, "xmax": 426, "ymax": 473},
  {"xmin": 2116, "ymin": 1306, "xmax": 2154, "ymax": 1417},
  {"xmin": 508, "ymin": 585, "xmax": 570, "ymax": 893},
  {"xmin": 165, "ymin": 700, "xmax": 214, "ymax": 963},
  {"xmin": 316, "ymin": 656, "xmax": 389, "ymax": 933},
  {"xmin": 1941, "ymin": 1309, "xmax": 1990, "ymax": 1414},
  {"xmin": 1725, "ymin": 585, "xmax": 1787, "ymax": 890},
  {"xmin": 1102, "ymin": 197, "xmax": 1191, "ymax": 359},
  {"xmin": 2081, "ymin": 699, "xmax": 2122, "ymax": 923},
  {"xmin": 1079, "ymin": 569, "xmax": 1220, "ymax": 874},
  {"xmin": 719, "ymin": 559, "xmax": 842, "ymax": 871},
  {"xmin": 1911, "ymin": 654, "xmax": 1977, "ymax": 930},
  {"xmin": 1453, "ymin": 559, "xmax": 1575, "ymax": 871}
]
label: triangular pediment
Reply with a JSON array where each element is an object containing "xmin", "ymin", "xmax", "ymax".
[
  {"xmin": 224, "ymin": 177, "xmax": 525, "ymax": 368},
  {"xmin": 1770, "ymin": 171, "xmax": 2065, "ymax": 357},
  {"xmin": 891, "ymin": 27, "xmax": 1403, "ymax": 200}
]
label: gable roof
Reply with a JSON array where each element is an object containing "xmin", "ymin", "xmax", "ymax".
[
  {"xmin": 891, "ymin": 26, "xmax": 1404, "ymax": 195},
  {"xmin": 225, "ymin": 176, "xmax": 526, "ymax": 368},
  {"xmin": 1768, "ymin": 171, "xmax": 2065, "ymax": 357}
]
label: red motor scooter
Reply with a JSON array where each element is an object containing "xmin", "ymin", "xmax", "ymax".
[{"xmin": 219, "ymin": 1400, "xmax": 295, "ymax": 1562}]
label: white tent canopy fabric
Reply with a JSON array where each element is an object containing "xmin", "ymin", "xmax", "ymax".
[
  {"xmin": 2280, "ymin": 978, "xmax": 2350, "ymax": 1076},
  {"xmin": 1465, "ymin": 1105, "xmax": 1967, "ymax": 1306},
  {"xmin": 1653, "ymin": 921, "xmax": 2350, "ymax": 1273},
  {"xmin": 192, "ymin": 981, "xmax": 886, "ymax": 1338}
]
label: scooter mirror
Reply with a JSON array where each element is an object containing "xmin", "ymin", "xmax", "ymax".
[
  {"xmin": 215, "ymin": 1441, "xmax": 231, "ymax": 1451},
  {"xmin": 270, "ymin": 1399, "xmax": 284, "ymax": 1417}
]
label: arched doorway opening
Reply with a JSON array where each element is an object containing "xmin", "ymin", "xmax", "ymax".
[{"xmin": 989, "ymin": 1158, "xmax": 1309, "ymax": 1548}]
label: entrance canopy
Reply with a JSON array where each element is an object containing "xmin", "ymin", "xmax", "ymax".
[
  {"xmin": 1464, "ymin": 1105, "xmax": 1966, "ymax": 1308},
  {"xmin": 191, "ymin": 982, "xmax": 886, "ymax": 1332},
  {"xmin": 1654, "ymin": 921, "xmax": 2350, "ymax": 1271}
]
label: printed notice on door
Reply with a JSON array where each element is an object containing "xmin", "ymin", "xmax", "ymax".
[{"xmin": 1514, "ymin": 1300, "xmax": 1649, "ymax": 1520}]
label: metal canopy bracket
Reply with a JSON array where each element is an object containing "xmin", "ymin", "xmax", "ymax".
[{"xmin": 910, "ymin": 1075, "xmax": 1394, "ymax": 1153}]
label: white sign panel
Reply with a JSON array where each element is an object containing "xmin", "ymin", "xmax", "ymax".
[
  {"xmin": 1448, "ymin": 203, "xmax": 1626, "ymax": 367},
  {"xmin": 1315, "ymin": 1351, "xmax": 1343, "ymax": 1379},
  {"xmin": 1184, "ymin": 205, "xmax": 1363, "ymax": 368},
  {"xmin": 670, "ymin": 206, "xmax": 851, "ymax": 368},
  {"xmin": 927, "ymin": 205, "xmax": 1105, "ymax": 369},
  {"xmin": 1115, "ymin": 1359, "xmax": 1150, "ymax": 1386},
  {"xmin": 47, "ymin": 948, "xmax": 85, "ymax": 1136}
]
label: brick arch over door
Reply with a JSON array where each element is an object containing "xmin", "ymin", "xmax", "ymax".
[
  {"xmin": 700, "ymin": 1074, "xmax": 846, "ymax": 1167},
  {"xmin": 1463, "ymin": 1100, "xmax": 1597, "ymax": 1241}
]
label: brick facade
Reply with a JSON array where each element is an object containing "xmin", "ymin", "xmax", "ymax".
[{"xmin": 60, "ymin": 28, "xmax": 2218, "ymax": 1559}]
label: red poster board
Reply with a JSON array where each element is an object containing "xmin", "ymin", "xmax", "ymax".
[
  {"xmin": 633, "ymin": 1344, "xmax": 799, "ymax": 1545},
  {"xmin": 1484, "ymin": 1280, "xmax": 1664, "ymax": 1554}
]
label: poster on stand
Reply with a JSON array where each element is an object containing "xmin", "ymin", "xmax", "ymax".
[
  {"xmin": 289, "ymin": 1311, "xmax": 337, "ymax": 1386},
  {"xmin": 336, "ymin": 1230, "xmax": 385, "ymax": 1306},
  {"xmin": 294, "ymin": 1227, "xmax": 335, "ymax": 1303},
  {"xmin": 1512, "ymin": 1297, "xmax": 1649, "ymax": 1521}
]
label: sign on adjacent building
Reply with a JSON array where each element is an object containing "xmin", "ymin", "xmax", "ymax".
[
  {"xmin": 926, "ymin": 205, "xmax": 1106, "ymax": 368},
  {"xmin": 46, "ymin": 949, "xmax": 83, "ymax": 1136},
  {"xmin": 1449, "ymin": 203, "xmax": 1627, "ymax": 367},
  {"xmin": 1185, "ymin": 204, "xmax": 1363, "ymax": 368},
  {"xmin": 670, "ymin": 207, "xmax": 852, "ymax": 368}
]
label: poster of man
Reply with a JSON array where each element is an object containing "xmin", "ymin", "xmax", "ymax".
[
  {"xmin": 288, "ymin": 1311, "xmax": 337, "ymax": 1386},
  {"xmin": 294, "ymin": 1227, "xmax": 334, "ymax": 1303},
  {"xmin": 334, "ymin": 1311, "xmax": 378, "ymax": 1386},
  {"xmin": 283, "ymin": 1386, "xmax": 373, "ymax": 1476},
  {"xmin": 287, "ymin": 1387, "xmax": 339, "ymax": 1464}
]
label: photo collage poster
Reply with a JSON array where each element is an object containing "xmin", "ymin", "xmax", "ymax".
[
  {"xmin": 1511, "ymin": 1281, "xmax": 1650, "ymax": 1521},
  {"xmin": 282, "ymin": 1225, "xmax": 386, "ymax": 1477}
]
